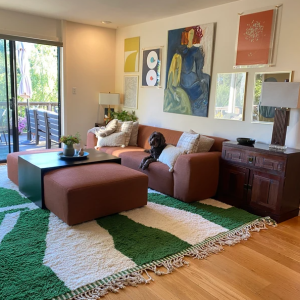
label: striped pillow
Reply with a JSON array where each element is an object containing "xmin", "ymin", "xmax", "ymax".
[{"xmin": 116, "ymin": 120, "xmax": 133, "ymax": 146}]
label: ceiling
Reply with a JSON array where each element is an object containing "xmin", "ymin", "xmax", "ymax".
[{"xmin": 0, "ymin": 0, "xmax": 240, "ymax": 28}]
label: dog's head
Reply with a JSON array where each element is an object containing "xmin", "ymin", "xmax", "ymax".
[{"xmin": 149, "ymin": 131, "xmax": 166, "ymax": 148}]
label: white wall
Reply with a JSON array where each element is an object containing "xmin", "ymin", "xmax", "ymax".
[
  {"xmin": 62, "ymin": 21, "xmax": 116, "ymax": 143},
  {"xmin": 115, "ymin": 0, "xmax": 300, "ymax": 149}
]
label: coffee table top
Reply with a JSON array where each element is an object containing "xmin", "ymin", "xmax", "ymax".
[{"xmin": 18, "ymin": 148, "xmax": 121, "ymax": 170}]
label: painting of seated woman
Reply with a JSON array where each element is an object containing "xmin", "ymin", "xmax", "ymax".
[{"xmin": 164, "ymin": 23, "xmax": 215, "ymax": 117}]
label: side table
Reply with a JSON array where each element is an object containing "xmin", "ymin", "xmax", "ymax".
[{"xmin": 217, "ymin": 141, "xmax": 300, "ymax": 222}]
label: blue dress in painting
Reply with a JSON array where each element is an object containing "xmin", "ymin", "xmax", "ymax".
[{"xmin": 177, "ymin": 45, "xmax": 210, "ymax": 117}]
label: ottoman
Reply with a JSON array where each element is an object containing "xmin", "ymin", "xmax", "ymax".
[
  {"xmin": 7, "ymin": 148, "xmax": 62, "ymax": 185},
  {"xmin": 44, "ymin": 163, "xmax": 148, "ymax": 225}
]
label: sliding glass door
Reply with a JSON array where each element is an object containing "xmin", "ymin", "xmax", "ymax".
[
  {"xmin": 0, "ymin": 39, "xmax": 61, "ymax": 163},
  {"xmin": 0, "ymin": 40, "xmax": 17, "ymax": 162}
]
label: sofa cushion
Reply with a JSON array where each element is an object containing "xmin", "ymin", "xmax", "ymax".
[
  {"xmin": 119, "ymin": 150, "xmax": 174, "ymax": 197},
  {"xmin": 99, "ymin": 146, "xmax": 144, "ymax": 156}
]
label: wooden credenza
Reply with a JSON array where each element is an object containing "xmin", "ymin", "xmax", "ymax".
[{"xmin": 217, "ymin": 141, "xmax": 300, "ymax": 222}]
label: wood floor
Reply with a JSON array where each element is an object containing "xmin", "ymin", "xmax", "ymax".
[{"xmin": 105, "ymin": 217, "xmax": 300, "ymax": 300}]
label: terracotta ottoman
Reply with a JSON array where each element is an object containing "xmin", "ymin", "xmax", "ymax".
[
  {"xmin": 7, "ymin": 148, "xmax": 62, "ymax": 185},
  {"xmin": 44, "ymin": 163, "xmax": 148, "ymax": 225}
]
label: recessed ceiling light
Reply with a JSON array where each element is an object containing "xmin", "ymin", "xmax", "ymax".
[{"xmin": 101, "ymin": 21, "xmax": 112, "ymax": 24}]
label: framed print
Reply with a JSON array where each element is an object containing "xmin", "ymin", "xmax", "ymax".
[
  {"xmin": 214, "ymin": 72, "xmax": 247, "ymax": 121},
  {"xmin": 252, "ymin": 71, "xmax": 293, "ymax": 123},
  {"xmin": 163, "ymin": 23, "xmax": 215, "ymax": 117},
  {"xmin": 124, "ymin": 37, "xmax": 140, "ymax": 72},
  {"xmin": 141, "ymin": 47, "xmax": 162, "ymax": 87},
  {"xmin": 234, "ymin": 7, "xmax": 279, "ymax": 68},
  {"xmin": 124, "ymin": 75, "xmax": 138, "ymax": 109}
]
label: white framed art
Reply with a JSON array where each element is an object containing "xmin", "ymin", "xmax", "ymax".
[
  {"xmin": 214, "ymin": 72, "xmax": 247, "ymax": 121},
  {"xmin": 252, "ymin": 71, "xmax": 293, "ymax": 123},
  {"xmin": 124, "ymin": 75, "xmax": 138, "ymax": 109}
]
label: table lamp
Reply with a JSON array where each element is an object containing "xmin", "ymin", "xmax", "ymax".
[
  {"xmin": 99, "ymin": 93, "xmax": 120, "ymax": 121},
  {"xmin": 260, "ymin": 81, "xmax": 300, "ymax": 150}
]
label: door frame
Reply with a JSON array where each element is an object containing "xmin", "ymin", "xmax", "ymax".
[{"xmin": 9, "ymin": 40, "xmax": 19, "ymax": 152}]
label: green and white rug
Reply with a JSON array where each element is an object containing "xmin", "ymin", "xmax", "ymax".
[{"xmin": 0, "ymin": 165, "xmax": 276, "ymax": 300}]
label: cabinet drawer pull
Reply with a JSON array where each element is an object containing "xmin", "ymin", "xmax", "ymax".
[
  {"xmin": 244, "ymin": 184, "xmax": 248, "ymax": 190},
  {"xmin": 248, "ymin": 184, "xmax": 252, "ymax": 190},
  {"xmin": 248, "ymin": 157, "xmax": 254, "ymax": 164}
]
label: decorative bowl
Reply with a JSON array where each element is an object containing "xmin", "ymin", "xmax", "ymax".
[
  {"xmin": 58, "ymin": 152, "xmax": 89, "ymax": 160},
  {"xmin": 236, "ymin": 138, "xmax": 256, "ymax": 146}
]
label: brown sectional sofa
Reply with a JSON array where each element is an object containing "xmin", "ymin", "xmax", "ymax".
[{"xmin": 87, "ymin": 124, "xmax": 227, "ymax": 203}]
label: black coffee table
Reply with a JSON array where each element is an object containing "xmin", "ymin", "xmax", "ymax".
[{"xmin": 18, "ymin": 148, "xmax": 121, "ymax": 209}]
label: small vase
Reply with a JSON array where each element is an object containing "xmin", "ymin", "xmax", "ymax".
[{"xmin": 63, "ymin": 143, "xmax": 75, "ymax": 156}]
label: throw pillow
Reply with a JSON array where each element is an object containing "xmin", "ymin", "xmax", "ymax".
[
  {"xmin": 98, "ymin": 119, "xmax": 118, "ymax": 137},
  {"xmin": 190, "ymin": 130, "xmax": 215, "ymax": 152},
  {"xmin": 129, "ymin": 122, "xmax": 139, "ymax": 146},
  {"xmin": 158, "ymin": 145, "xmax": 186, "ymax": 172},
  {"xmin": 116, "ymin": 120, "xmax": 133, "ymax": 146},
  {"xmin": 96, "ymin": 131, "xmax": 126, "ymax": 147},
  {"xmin": 176, "ymin": 132, "xmax": 200, "ymax": 154}
]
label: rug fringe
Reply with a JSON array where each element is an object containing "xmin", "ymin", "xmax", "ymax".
[{"xmin": 61, "ymin": 217, "xmax": 276, "ymax": 300}]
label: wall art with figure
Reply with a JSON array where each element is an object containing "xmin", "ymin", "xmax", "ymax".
[{"xmin": 164, "ymin": 23, "xmax": 215, "ymax": 117}]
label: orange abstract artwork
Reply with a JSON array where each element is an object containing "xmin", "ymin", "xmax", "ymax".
[{"xmin": 236, "ymin": 10, "xmax": 275, "ymax": 66}]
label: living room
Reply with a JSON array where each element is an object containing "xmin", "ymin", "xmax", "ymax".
[{"xmin": 1, "ymin": 0, "xmax": 300, "ymax": 299}]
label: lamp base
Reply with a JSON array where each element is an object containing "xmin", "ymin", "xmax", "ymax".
[
  {"xmin": 270, "ymin": 108, "xmax": 290, "ymax": 147},
  {"xmin": 269, "ymin": 144, "xmax": 287, "ymax": 151}
]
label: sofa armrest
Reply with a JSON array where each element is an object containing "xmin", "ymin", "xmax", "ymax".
[
  {"xmin": 87, "ymin": 132, "xmax": 97, "ymax": 148},
  {"xmin": 173, "ymin": 152, "xmax": 221, "ymax": 202}
]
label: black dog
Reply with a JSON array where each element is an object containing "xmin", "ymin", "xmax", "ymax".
[{"xmin": 139, "ymin": 131, "xmax": 167, "ymax": 170}]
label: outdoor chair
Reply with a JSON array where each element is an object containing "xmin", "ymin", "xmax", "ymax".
[
  {"xmin": 45, "ymin": 111, "xmax": 59, "ymax": 149},
  {"xmin": 27, "ymin": 108, "xmax": 38, "ymax": 143},
  {"xmin": 26, "ymin": 108, "xmax": 59, "ymax": 149},
  {"xmin": 36, "ymin": 110, "xmax": 48, "ymax": 145}
]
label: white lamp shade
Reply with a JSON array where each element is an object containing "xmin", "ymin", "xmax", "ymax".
[
  {"xmin": 260, "ymin": 82, "xmax": 300, "ymax": 108},
  {"xmin": 99, "ymin": 93, "xmax": 120, "ymax": 105}
]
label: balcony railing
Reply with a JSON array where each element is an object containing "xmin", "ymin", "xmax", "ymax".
[{"xmin": 0, "ymin": 101, "xmax": 58, "ymax": 112}]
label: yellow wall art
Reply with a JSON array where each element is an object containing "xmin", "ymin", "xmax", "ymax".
[{"xmin": 124, "ymin": 37, "xmax": 140, "ymax": 72}]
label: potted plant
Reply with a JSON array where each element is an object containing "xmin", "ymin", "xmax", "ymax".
[
  {"xmin": 59, "ymin": 133, "xmax": 80, "ymax": 156},
  {"xmin": 18, "ymin": 116, "xmax": 27, "ymax": 135},
  {"xmin": 110, "ymin": 110, "xmax": 138, "ymax": 122}
]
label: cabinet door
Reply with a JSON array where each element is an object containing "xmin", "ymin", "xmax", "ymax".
[
  {"xmin": 247, "ymin": 170, "xmax": 282, "ymax": 214},
  {"xmin": 218, "ymin": 163, "xmax": 249, "ymax": 207}
]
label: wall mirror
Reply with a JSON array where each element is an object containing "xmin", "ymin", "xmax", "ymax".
[
  {"xmin": 214, "ymin": 72, "xmax": 247, "ymax": 121},
  {"xmin": 252, "ymin": 71, "xmax": 293, "ymax": 123}
]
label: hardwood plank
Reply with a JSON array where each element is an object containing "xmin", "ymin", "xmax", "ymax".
[
  {"xmin": 104, "ymin": 217, "xmax": 300, "ymax": 300},
  {"xmin": 179, "ymin": 260, "xmax": 265, "ymax": 300},
  {"xmin": 183, "ymin": 253, "xmax": 269, "ymax": 295}
]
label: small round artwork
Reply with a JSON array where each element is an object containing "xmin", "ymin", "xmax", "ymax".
[
  {"xmin": 147, "ymin": 51, "xmax": 158, "ymax": 69},
  {"xmin": 146, "ymin": 70, "xmax": 157, "ymax": 86}
]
